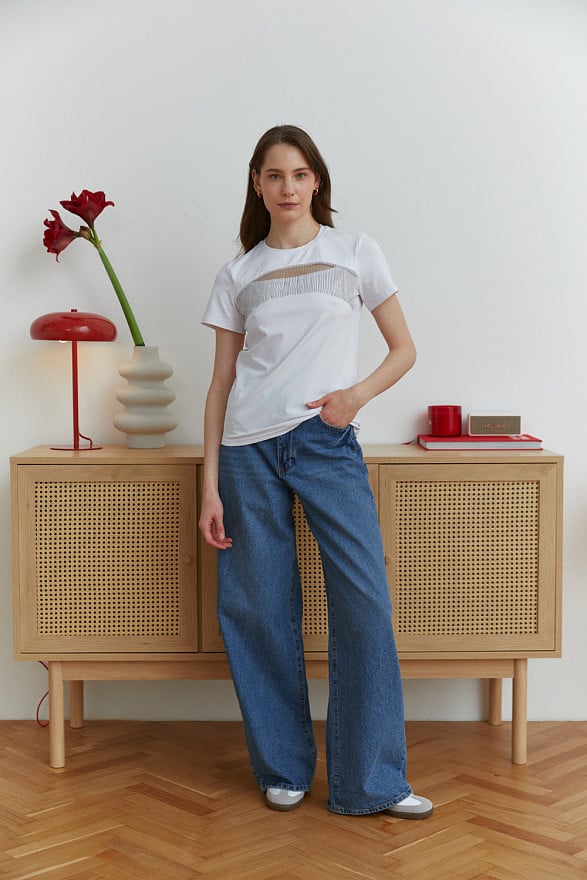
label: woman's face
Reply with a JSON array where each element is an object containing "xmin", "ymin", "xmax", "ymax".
[{"xmin": 252, "ymin": 143, "xmax": 319, "ymax": 226}]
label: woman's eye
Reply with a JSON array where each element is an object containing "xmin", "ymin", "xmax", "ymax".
[
  {"xmin": 296, "ymin": 173, "xmax": 306, "ymax": 179},
  {"xmin": 269, "ymin": 174, "xmax": 281, "ymax": 180}
]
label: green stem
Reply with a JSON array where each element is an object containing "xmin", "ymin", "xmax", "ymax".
[{"xmin": 95, "ymin": 243, "xmax": 145, "ymax": 346}]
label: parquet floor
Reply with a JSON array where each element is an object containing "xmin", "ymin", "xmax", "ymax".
[{"xmin": 0, "ymin": 720, "xmax": 585, "ymax": 880}]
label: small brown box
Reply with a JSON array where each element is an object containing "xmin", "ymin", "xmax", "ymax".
[{"xmin": 468, "ymin": 414, "xmax": 522, "ymax": 435}]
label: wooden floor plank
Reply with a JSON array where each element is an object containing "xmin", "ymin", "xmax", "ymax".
[{"xmin": 1, "ymin": 721, "xmax": 587, "ymax": 880}]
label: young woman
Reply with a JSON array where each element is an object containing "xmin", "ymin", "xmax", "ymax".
[{"xmin": 199, "ymin": 125, "xmax": 433, "ymax": 818}]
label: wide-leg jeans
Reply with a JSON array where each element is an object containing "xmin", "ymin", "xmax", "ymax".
[{"xmin": 217, "ymin": 414, "xmax": 411, "ymax": 815}]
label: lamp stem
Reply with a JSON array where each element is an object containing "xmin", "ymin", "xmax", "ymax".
[{"xmin": 71, "ymin": 339, "xmax": 80, "ymax": 450}]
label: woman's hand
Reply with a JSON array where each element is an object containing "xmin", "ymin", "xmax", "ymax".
[
  {"xmin": 198, "ymin": 492, "xmax": 233, "ymax": 550},
  {"xmin": 306, "ymin": 387, "xmax": 361, "ymax": 428}
]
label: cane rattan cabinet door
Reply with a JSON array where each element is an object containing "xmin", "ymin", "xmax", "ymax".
[
  {"xmin": 379, "ymin": 461, "xmax": 562, "ymax": 657},
  {"xmin": 12, "ymin": 463, "xmax": 198, "ymax": 656}
]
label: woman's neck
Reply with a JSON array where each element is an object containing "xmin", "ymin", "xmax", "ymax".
[{"xmin": 264, "ymin": 218, "xmax": 321, "ymax": 250}]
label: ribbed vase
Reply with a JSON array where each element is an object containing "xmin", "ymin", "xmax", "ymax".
[{"xmin": 114, "ymin": 346, "xmax": 178, "ymax": 448}]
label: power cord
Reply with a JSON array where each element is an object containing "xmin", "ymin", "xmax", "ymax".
[{"xmin": 36, "ymin": 661, "xmax": 49, "ymax": 727}]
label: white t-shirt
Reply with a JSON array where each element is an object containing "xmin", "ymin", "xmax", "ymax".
[{"xmin": 202, "ymin": 225, "xmax": 398, "ymax": 446}]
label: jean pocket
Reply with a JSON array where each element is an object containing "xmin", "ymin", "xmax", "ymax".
[{"xmin": 318, "ymin": 414, "xmax": 350, "ymax": 434}]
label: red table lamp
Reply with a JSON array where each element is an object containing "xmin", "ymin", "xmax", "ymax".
[{"xmin": 30, "ymin": 309, "xmax": 117, "ymax": 450}]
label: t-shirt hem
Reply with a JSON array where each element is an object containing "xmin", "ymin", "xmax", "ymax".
[
  {"xmin": 366, "ymin": 287, "xmax": 399, "ymax": 312},
  {"xmin": 201, "ymin": 319, "xmax": 244, "ymax": 333},
  {"xmin": 221, "ymin": 412, "xmax": 361, "ymax": 446},
  {"xmin": 221, "ymin": 412, "xmax": 319, "ymax": 446}
]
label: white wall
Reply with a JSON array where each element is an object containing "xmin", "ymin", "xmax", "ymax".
[{"xmin": 1, "ymin": 0, "xmax": 586, "ymax": 723}]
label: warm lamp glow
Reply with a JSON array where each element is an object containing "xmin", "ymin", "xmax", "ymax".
[{"xmin": 30, "ymin": 309, "xmax": 117, "ymax": 450}]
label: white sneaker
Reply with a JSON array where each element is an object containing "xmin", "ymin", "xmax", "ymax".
[
  {"xmin": 265, "ymin": 787, "xmax": 305, "ymax": 811},
  {"xmin": 385, "ymin": 794, "xmax": 434, "ymax": 819}
]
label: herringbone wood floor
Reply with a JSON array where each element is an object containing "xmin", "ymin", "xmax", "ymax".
[{"xmin": 0, "ymin": 720, "xmax": 585, "ymax": 880}]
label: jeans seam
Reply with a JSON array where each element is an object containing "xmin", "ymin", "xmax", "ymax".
[
  {"xmin": 328, "ymin": 591, "xmax": 340, "ymax": 803},
  {"xmin": 289, "ymin": 554, "xmax": 316, "ymax": 757},
  {"xmin": 286, "ymin": 431, "xmax": 314, "ymax": 756},
  {"xmin": 284, "ymin": 429, "xmax": 313, "ymax": 756}
]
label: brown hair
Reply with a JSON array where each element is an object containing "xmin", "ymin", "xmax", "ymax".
[{"xmin": 239, "ymin": 125, "xmax": 336, "ymax": 253}]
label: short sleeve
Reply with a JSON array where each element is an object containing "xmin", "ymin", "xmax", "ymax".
[
  {"xmin": 201, "ymin": 263, "xmax": 245, "ymax": 333},
  {"xmin": 356, "ymin": 234, "xmax": 399, "ymax": 312}
]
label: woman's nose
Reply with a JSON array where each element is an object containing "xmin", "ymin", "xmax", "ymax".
[{"xmin": 282, "ymin": 178, "xmax": 294, "ymax": 195}]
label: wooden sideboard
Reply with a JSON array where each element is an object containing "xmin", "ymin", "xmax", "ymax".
[{"xmin": 10, "ymin": 444, "xmax": 563, "ymax": 768}]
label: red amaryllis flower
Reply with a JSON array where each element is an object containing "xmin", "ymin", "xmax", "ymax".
[
  {"xmin": 43, "ymin": 210, "xmax": 88, "ymax": 261},
  {"xmin": 43, "ymin": 190, "xmax": 145, "ymax": 345},
  {"xmin": 59, "ymin": 189, "xmax": 114, "ymax": 226}
]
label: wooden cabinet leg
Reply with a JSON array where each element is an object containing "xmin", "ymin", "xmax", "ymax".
[
  {"xmin": 48, "ymin": 661, "xmax": 65, "ymax": 769},
  {"xmin": 488, "ymin": 678, "xmax": 503, "ymax": 726},
  {"xmin": 512, "ymin": 658, "xmax": 528, "ymax": 764},
  {"xmin": 69, "ymin": 680, "xmax": 84, "ymax": 729}
]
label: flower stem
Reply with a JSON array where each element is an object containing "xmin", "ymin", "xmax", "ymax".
[{"xmin": 95, "ymin": 244, "xmax": 145, "ymax": 346}]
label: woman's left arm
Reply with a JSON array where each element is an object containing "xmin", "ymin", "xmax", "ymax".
[{"xmin": 306, "ymin": 294, "xmax": 416, "ymax": 428}]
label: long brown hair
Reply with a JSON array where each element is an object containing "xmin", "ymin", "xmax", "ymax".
[{"xmin": 239, "ymin": 125, "xmax": 336, "ymax": 253}]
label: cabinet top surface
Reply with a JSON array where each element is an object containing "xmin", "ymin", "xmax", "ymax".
[{"xmin": 10, "ymin": 444, "xmax": 563, "ymax": 465}]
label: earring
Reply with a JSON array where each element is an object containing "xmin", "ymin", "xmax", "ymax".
[
  {"xmin": 256, "ymin": 190, "xmax": 262, "ymax": 199},
  {"xmin": 313, "ymin": 188, "xmax": 319, "ymax": 196}
]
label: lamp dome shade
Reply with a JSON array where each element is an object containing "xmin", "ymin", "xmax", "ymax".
[{"xmin": 30, "ymin": 310, "xmax": 117, "ymax": 342}]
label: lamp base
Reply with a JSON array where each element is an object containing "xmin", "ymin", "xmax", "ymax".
[
  {"xmin": 50, "ymin": 444, "xmax": 103, "ymax": 452},
  {"xmin": 51, "ymin": 428, "xmax": 101, "ymax": 451},
  {"xmin": 50, "ymin": 435, "xmax": 104, "ymax": 452}
]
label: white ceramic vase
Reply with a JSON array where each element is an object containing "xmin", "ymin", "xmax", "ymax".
[{"xmin": 114, "ymin": 346, "xmax": 178, "ymax": 448}]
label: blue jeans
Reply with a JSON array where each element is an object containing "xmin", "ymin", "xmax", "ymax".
[{"xmin": 217, "ymin": 415, "xmax": 411, "ymax": 815}]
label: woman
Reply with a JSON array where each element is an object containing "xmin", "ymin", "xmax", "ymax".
[{"xmin": 199, "ymin": 125, "xmax": 433, "ymax": 818}]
